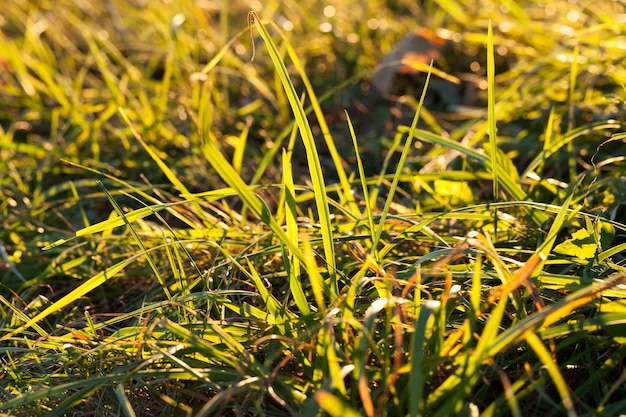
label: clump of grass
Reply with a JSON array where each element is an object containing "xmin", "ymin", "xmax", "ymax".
[{"xmin": 2, "ymin": 1, "xmax": 626, "ymax": 416}]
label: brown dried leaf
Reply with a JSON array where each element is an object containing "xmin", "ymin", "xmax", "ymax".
[{"xmin": 371, "ymin": 27, "xmax": 445, "ymax": 95}]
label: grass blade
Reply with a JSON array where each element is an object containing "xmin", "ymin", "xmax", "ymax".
[
  {"xmin": 487, "ymin": 20, "xmax": 499, "ymax": 200},
  {"xmin": 521, "ymin": 120, "xmax": 620, "ymax": 179},
  {"xmin": 0, "ymin": 257, "xmax": 135, "ymax": 341},
  {"xmin": 346, "ymin": 111, "xmax": 376, "ymax": 246},
  {"xmin": 410, "ymin": 127, "xmax": 548, "ymax": 226},
  {"xmin": 283, "ymin": 34, "xmax": 360, "ymax": 216},
  {"xmin": 249, "ymin": 11, "xmax": 337, "ymax": 297},
  {"xmin": 200, "ymin": 129, "xmax": 306, "ymax": 265},
  {"xmin": 114, "ymin": 383, "xmax": 138, "ymax": 417},
  {"xmin": 282, "ymin": 148, "xmax": 311, "ymax": 316},
  {"xmin": 372, "ymin": 64, "xmax": 433, "ymax": 259},
  {"xmin": 525, "ymin": 332, "xmax": 576, "ymax": 417},
  {"xmin": 410, "ymin": 300, "xmax": 440, "ymax": 417},
  {"xmin": 98, "ymin": 180, "xmax": 172, "ymax": 300},
  {"xmin": 315, "ymin": 390, "xmax": 363, "ymax": 417}
]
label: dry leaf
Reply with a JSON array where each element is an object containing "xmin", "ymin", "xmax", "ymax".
[{"xmin": 372, "ymin": 28, "xmax": 445, "ymax": 96}]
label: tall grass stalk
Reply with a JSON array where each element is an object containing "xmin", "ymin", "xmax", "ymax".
[{"xmin": 249, "ymin": 11, "xmax": 338, "ymax": 297}]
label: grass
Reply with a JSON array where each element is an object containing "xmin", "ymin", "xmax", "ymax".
[{"xmin": 1, "ymin": 0, "xmax": 626, "ymax": 416}]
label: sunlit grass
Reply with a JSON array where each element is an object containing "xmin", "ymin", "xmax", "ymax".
[{"xmin": 2, "ymin": 0, "xmax": 626, "ymax": 416}]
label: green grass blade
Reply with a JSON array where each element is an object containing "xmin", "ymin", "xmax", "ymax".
[
  {"xmin": 372, "ymin": 64, "xmax": 433, "ymax": 259},
  {"xmin": 0, "ymin": 295, "xmax": 48, "ymax": 337},
  {"xmin": 245, "ymin": 258, "xmax": 288, "ymax": 329},
  {"xmin": 42, "ymin": 203, "xmax": 167, "ymax": 250},
  {"xmin": 525, "ymin": 332, "xmax": 576, "ymax": 417},
  {"xmin": 0, "ymin": 257, "xmax": 135, "ymax": 341},
  {"xmin": 283, "ymin": 33, "xmax": 360, "ymax": 216},
  {"xmin": 426, "ymin": 248, "xmax": 545, "ymax": 416},
  {"xmin": 410, "ymin": 127, "xmax": 548, "ymax": 226},
  {"xmin": 0, "ymin": 376, "xmax": 118, "ymax": 412},
  {"xmin": 200, "ymin": 130, "xmax": 306, "ymax": 266},
  {"xmin": 410, "ymin": 300, "xmax": 440, "ymax": 417},
  {"xmin": 483, "ymin": 273, "xmax": 626, "ymax": 382},
  {"xmin": 302, "ymin": 235, "xmax": 329, "ymax": 313},
  {"xmin": 316, "ymin": 390, "xmax": 363, "ymax": 417},
  {"xmin": 232, "ymin": 119, "xmax": 250, "ymax": 174},
  {"xmin": 114, "ymin": 383, "xmax": 138, "ymax": 417},
  {"xmin": 346, "ymin": 111, "xmax": 375, "ymax": 245},
  {"xmin": 98, "ymin": 180, "xmax": 172, "ymax": 300},
  {"xmin": 521, "ymin": 120, "xmax": 620, "ymax": 179},
  {"xmin": 487, "ymin": 20, "xmax": 499, "ymax": 200},
  {"xmin": 48, "ymin": 383, "xmax": 103, "ymax": 417},
  {"xmin": 197, "ymin": 26, "xmax": 248, "ymax": 76},
  {"xmin": 118, "ymin": 108, "xmax": 189, "ymax": 195},
  {"xmin": 118, "ymin": 108, "xmax": 218, "ymax": 227},
  {"xmin": 320, "ymin": 325, "xmax": 347, "ymax": 395},
  {"xmin": 538, "ymin": 184, "xmax": 578, "ymax": 263},
  {"xmin": 282, "ymin": 148, "xmax": 311, "ymax": 316},
  {"xmin": 249, "ymin": 11, "xmax": 337, "ymax": 297},
  {"xmin": 567, "ymin": 45, "xmax": 580, "ymax": 181}
]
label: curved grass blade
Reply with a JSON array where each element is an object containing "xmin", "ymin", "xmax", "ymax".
[
  {"xmin": 525, "ymin": 332, "xmax": 576, "ymax": 417},
  {"xmin": 521, "ymin": 120, "xmax": 621, "ymax": 179},
  {"xmin": 200, "ymin": 128, "xmax": 306, "ymax": 266},
  {"xmin": 409, "ymin": 127, "xmax": 548, "ymax": 226},
  {"xmin": 245, "ymin": 258, "xmax": 289, "ymax": 330},
  {"xmin": 282, "ymin": 31, "xmax": 360, "ymax": 216},
  {"xmin": 0, "ymin": 376, "xmax": 120, "ymax": 412},
  {"xmin": 249, "ymin": 11, "xmax": 337, "ymax": 297},
  {"xmin": 99, "ymin": 180, "xmax": 172, "ymax": 300},
  {"xmin": 0, "ymin": 256, "xmax": 135, "ymax": 341}
]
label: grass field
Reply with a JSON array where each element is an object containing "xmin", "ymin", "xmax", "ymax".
[{"xmin": 2, "ymin": 0, "xmax": 626, "ymax": 416}]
